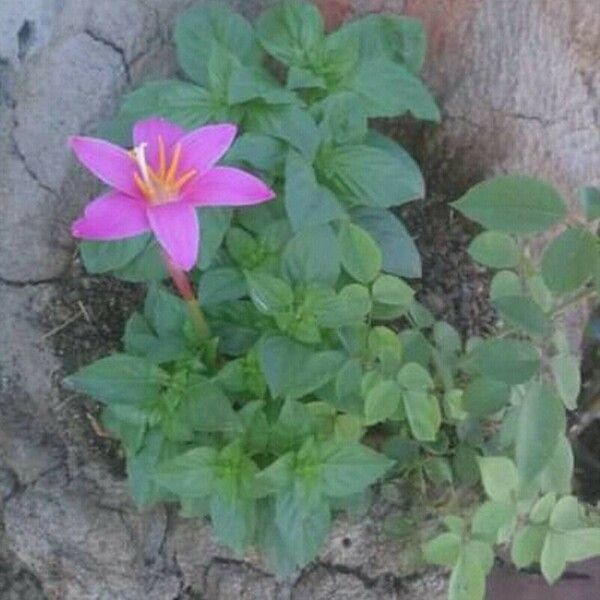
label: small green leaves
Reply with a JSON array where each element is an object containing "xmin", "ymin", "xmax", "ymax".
[
  {"xmin": 511, "ymin": 525, "xmax": 547, "ymax": 569},
  {"xmin": 471, "ymin": 339, "xmax": 539, "ymax": 384},
  {"xmin": 81, "ymin": 235, "xmax": 149, "ymax": 274},
  {"xmin": 493, "ymin": 296, "xmax": 549, "ymax": 337},
  {"xmin": 551, "ymin": 354, "xmax": 581, "ymax": 410},
  {"xmin": 246, "ymin": 271, "xmax": 294, "ymax": 314},
  {"xmin": 453, "ymin": 175, "xmax": 567, "ymax": 234},
  {"xmin": 339, "ymin": 222, "xmax": 382, "ymax": 283},
  {"xmin": 541, "ymin": 227, "xmax": 598, "ymax": 294},
  {"xmin": 462, "ymin": 377, "xmax": 511, "ymax": 417},
  {"xmin": 403, "ymin": 391, "xmax": 441, "ymax": 442},
  {"xmin": 365, "ymin": 380, "xmax": 402, "ymax": 425},
  {"xmin": 448, "ymin": 553, "xmax": 486, "ymax": 600},
  {"xmin": 468, "ymin": 232, "xmax": 520, "ymax": 269},
  {"xmin": 423, "ymin": 533, "xmax": 462, "ymax": 566},
  {"xmin": 372, "ymin": 274, "xmax": 414, "ymax": 308}
]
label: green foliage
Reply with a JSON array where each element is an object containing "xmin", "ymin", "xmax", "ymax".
[{"xmin": 70, "ymin": 2, "xmax": 600, "ymax": 594}]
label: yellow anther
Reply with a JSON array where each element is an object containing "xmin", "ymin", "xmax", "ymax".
[
  {"xmin": 166, "ymin": 143, "xmax": 182, "ymax": 185},
  {"xmin": 174, "ymin": 169, "xmax": 197, "ymax": 190}
]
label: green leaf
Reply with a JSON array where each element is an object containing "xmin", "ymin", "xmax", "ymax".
[
  {"xmin": 228, "ymin": 65, "xmax": 297, "ymax": 105},
  {"xmin": 284, "ymin": 151, "xmax": 345, "ymax": 232},
  {"xmin": 423, "ymin": 533, "xmax": 462, "ymax": 567},
  {"xmin": 448, "ymin": 554, "xmax": 486, "ymax": 600},
  {"xmin": 511, "ymin": 525, "xmax": 547, "ymax": 569},
  {"xmin": 320, "ymin": 442, "xmax": 393, "ymax": 497},
  {"xmin": 198, "ymin": 267, "xmax": 246, "ymax": 305},
  {"xmin": 226, "ymin": 133, "xmax": 285, "ymax": 172},
  {"xmin": 434, "ymin": 322, "xmax": 462, "ymax": 356},
  {"xmin": 493, "ymin": 296, "xmax": 549, "ymax": 337},
  {"xmin": 563, "ymin": 528, "xmax": 600, "ymax": 562},
  {"xmin": 175, "ymin": 4, "xmax": 260, "ymax": 85},
  {"xmin": 540, "ymin": 435, "xmax": 574, "ymax": 495},
  {"xmin": 453, "ymin": 176, "xmax": 567, "ymax": 234},
  {"xmin": 397, "ymin": 362, "xmax": 433, "ymax": 390},
  {"xmin": 579, "ymin": 186, "xmax": 600, "ymax": 220},
  {"xmin": 341, "ymin": 14, "xmax": 426, "ymax": 73},
  {"xmin": 345, "ymin": 58, "xmax": 440, "ymax": 121},
  {"xmin": 550, "ymin": 354, "xmax": 580, "ymax": 410},
  {"xmin": 319, "ymin": 142, "xmax": 424, "ymax": 208},
  {"xmin": 339, "ymin": 222, "xmax": 382, "ymax": 284},
  {"xmin": 530, "ymin": 492, "xmax": 557, "ymax": 524},
  {"xmin": 541, "ymin": 227, "xmax": 598, "ymax": 293},
  {"xmin": 364, "ymin": 380, "xmax": 402, "ymax": 425},
  {"xmin": 468, "ymin": 232, "xmax": 520, "ymax": 269},
  {"xmin": 403, "ymin": 390, "xmax": 441, "ymax": 442},
  {"xmin": 68, "ymin": 354, "xmax": 167, "ymax": 404},
  {"xmin": 471, "ymin": 339, "xmax": 539, "ymax": 384},
  {"xmin": 102, "ymin": 404, "xmax": 147, "ymax": 453},
  {"xmin": 372, "ymin": 274, "xmax": 415, "ymax": 308},
  {"xmin": 113, "ymin": 240, "xmax": 167, "ymax": 282},
  {"xmin": 282, "ymin": 224, "xmax": 341, "ymax": 286},
  {"xmin": 515, "ymin": 383, "xmax": 566, "ymax": 481},
  {"xmin": 118, "ymin": 80, "xmax": 221, "ymax": 129},
  {"xmin": 259, "ymin": 335, "xmax": 345, "ymax": 400},
  {"xmin": 472, "ymin": 501, "xmax": 517, "ymax": 544},
  {"xmin": 155, "ymin": 447, "xmax": 218, "ymax": 498},
  {"xmin": 490, "ymin": 271, "xmax": 522, "ymax": 300},
  {"xmin": 316, "ymin": 92, "xmax": 367, "ymax": 145},
  {"xmin": 462, "ymin": 377, "xmax": 511, "ymax": 418},
  {"xmin": 465, "ymin": 540, "xmax": 495, "ymax": 575},
  {"xmin": 199, "ymin": 207, "xmax": 233, "ymax": 270},
  {"xmin": 256, "ymin": 0, "xmax": 324, "ymax": 66},
  {"xmin": 549, "ymin": 495, "xmax": 581, "ymax": 531},
  {"xmin": 478, "ymin": 457, "xmax": 518, "ymax": 504},
  {"xmin": 80, "ymin": 234, "xmax": 149, "ymax": 274},
  {"xmin": 352, "ymin": 207, "xmax": 421, "ymax": 278},
  {"xmin": 246, "ymin": 271, "xmax": 294, "ymax": 314},
  {"xmin": 144, "ymin": 285, "xmax": 188, "ymax": 338},
  {"xmin": 541, "ymin": 532, "xmax": 567, "ymax": 584}
]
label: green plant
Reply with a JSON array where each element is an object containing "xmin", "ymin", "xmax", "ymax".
[{"xmin": 67, "ymin": 2, "xmax": 600, "ymax": 595}]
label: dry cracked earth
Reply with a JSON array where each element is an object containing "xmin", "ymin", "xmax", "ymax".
[{"xmin": 0, "ymin": 0, "xmax": 598, "ymax": 598}]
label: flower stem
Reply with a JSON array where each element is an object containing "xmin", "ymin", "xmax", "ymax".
[{"xmin": 162, "ymin": 253, "xmax": 211, "ymax": 340}]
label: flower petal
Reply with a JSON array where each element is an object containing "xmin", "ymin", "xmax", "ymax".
[
  {"xmin": 71, "ymin": 192, "xmax": 150, "ymax": 240},
  {"xmin": 69, "ymin": 136, "xmax": 139, "ymax": 197},
  {"xmin": 181, "ymin": 166, "xmax": 276, "ymax": 207},
  {"xmin": 146, "ymin": 202, "xmax": 199, "ymax": 271},
  {"xmin": 178, "ymin": 123, "xmax": 237, "ymax": 177},
  {"xmin": 133, "ymin": 117, "xmax": 185, "ymax": 171}
]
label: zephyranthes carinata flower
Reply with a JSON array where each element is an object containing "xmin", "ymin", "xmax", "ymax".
[{"xmin": 70, "ymin": 117, "xmax": 275, "ymax": 270}]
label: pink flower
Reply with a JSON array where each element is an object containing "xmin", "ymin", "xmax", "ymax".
[{"xmin": 70, "ymin": 118, "xmax": 275, "ymax": 270}]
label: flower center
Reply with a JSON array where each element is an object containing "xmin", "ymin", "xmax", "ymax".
[{"xmin": 131, "ymin": 137, "xmax": 197, "ymax": 204}]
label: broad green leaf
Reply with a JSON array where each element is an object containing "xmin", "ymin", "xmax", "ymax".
[
  {"xmin": 549, "ymin": 495, "xmax": 581, "ymax": 531},
  {"xmin": 320, "ymin": 442, "xmax": 393, "ymax": 497},
  {"xmin": 318, "ymin": 142, "xmax": 423, "ymax": 208},
  {"xmin": 198, "ymin": 207, "xmax": 233, "ymax": 270},
  {"xmin": 284, "ymin": 151, "xmax": 345, "ymax": 232},
  {"xmin": 175, "ymin": 4, "xmax": 260, "ymax": 85},
  {"xmin": 81, "ymin": 234, "xmax": 149, "ymax": 274},
  {"xmin": 68, "ymin": 354, "xmax": 167, "ymax": 404},
  {"xmin": 403, "ymin": 390, "xmax": 441, "ymax": 442},
  {"xmin": 511, "ymin": 525, "xmax": 547, "ymax": 569},
  {"xmin": 490, "ymin": 270, "xmax": 521, "ymax": 300},
  {"xmin": 334, "ymin": 359, "xmax": 363, "ymax": 414},
  {"xmin": 198, "ymin": 267, "xmax": 246, "ymax": 305},
  {"xmin": 256, "ymin": 0, "xmax": 324, "ymax": 66},
  {"xmin": 117, "ymin": 80, "xmax": 221, "ymax": 129},
  {"xmin": 372, "ymin": 274, "xmax": 415, "ymax": 308},
  {"xmin": 259, "ymin": 335, "xmax": 344, "ymax": 400},
  {"xmin": 345, "ymin": 58, "xmax": 440, "ymax": 121},
  {"xmin": 282, "ymin": 224, "xmax": 341, "ymax": 286},
  {"xmin": 423, "ymin": 533, "xmax": 461, "ymax": 567},
  {"xmin": 228, "ymin": 64, "xmax": 296, "ymax": 105},
  {"xmin": 102, "ymin": 404, "xmax": 147, "ymax": 454},
  {"xmin": 472, "ymin": 501, "xmax": 516, "ymax": 544},
  {"xmin": 340, "ymin": 14, "xmax": 426, "ymax": 73},
  {"xmin": 541, "ymin": 532, "xmax": 567, "ymax": 584},
  {"xmin": 563, "ymin": 528, "xmax": 600, "ymax": 562},
  {"xmin": 315, "ymin": 92, "xmax": 367, "ymax": 145},
  {"xmin": 530, "ymin": 492, "xmax": 557, "ymax": 524},
  {"xmin": 540, "ymin": 435, "xmax": 574, "ymax": 495},
  {"xmin": 464, "ymin": 540, "xmax": 495, "ymax": 575},
  {"xmin": 462, "ymin": 377, "xmax": 511, "ymax": 418},
  {"xmin": 471, "ymin": 339, "xmax": 539, "ymax": 384},
  {"xmin": 541, "ymin": 227, "xmax": 598, "ymax": 293},
  {"xmin": 478, "ymin": 456, "xmax": 518, "ymax": 504},
  {"xmin": 453, "ymin": 176, "xmax": 567, "ymax": 234},
  {"xmin": 364, "ymin": 380, "xmax": 402, "ymax": 425},
  {"xmin": 352, "ymin": 207, "xmax": 421, "ymax": 278},
  {"xmin": 493, "ymin": 296, "xmax": 549, "ymax": 337},
  {"xmin": 155, "ymin": 447, "xmax": 218, "ymax": 498},
  {"xmin": 114, "ymin": 239, "xmax": 167, "ymax": 282},
  {"xmin": 550, "ymin": 354, "xmax": 580, "ymax": 410},
  {"xmin": 144, "ymin": 285, "xmax": 188, "ymax": 338},
  {"xmin": 448, "ymin": 554, "xmax": 486, "ymax": 600},
  {"xmin": 468, "ymin": 232, "xmax": 520, "ymax": 269},
  {"xmin": 397, "ymin": 362, "xmax": 433, "ymax": 390},
  {"xmin": 226, "ymin": 133, "xmax": 285, "ymax": 172},
  {"xmin": 246, "ymin": 271, "xmax": 294, "ymax": 314},
  {"xmin": 317, "ymin": 284, "xmax": 371, "ymax": 329},
  {"xmin": 515, "ymin": 384, "xmax": 566, "ymax": 481},
  {"xmin": 339, "ymin": 222, "xmax": 382, "ymax": 283}
]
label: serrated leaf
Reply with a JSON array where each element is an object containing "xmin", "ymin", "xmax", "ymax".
[{"xmin": 453, "ymin": 176, "xmax": 567, "ymax": 234}]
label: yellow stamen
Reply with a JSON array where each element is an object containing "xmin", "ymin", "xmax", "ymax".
[
  {"xmin": 165, "ymin": 143, "xmax": 182, "ymax": 185},
  {"xmin": 174, "ymin": 169, "xmax": 197, "ymax": 190},
  {"xmin": 133, "ymin": 171, "xmax": 153, "ymax": 199},
  {"xmin": 158, "ymin": 135, "xmax": 166, "ymax": 179}
]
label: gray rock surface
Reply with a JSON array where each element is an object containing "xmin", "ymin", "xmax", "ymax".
[{"xmin": 0, "ymin": 0, "xmax": 597, "ymax": 598}]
